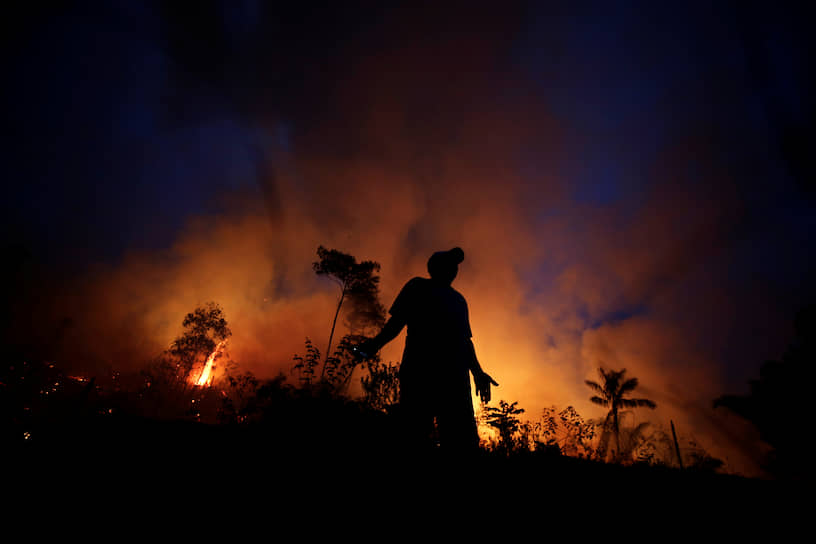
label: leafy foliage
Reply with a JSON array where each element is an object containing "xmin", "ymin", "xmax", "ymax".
[
  {"xmin": 292, "ymin": 333, "xmax": 385, "ymax": 398},
  {"xmin": 322, "ymin": 333, "xmax": 368, "ymax": 390},
  {"xmin": 633, "ymin": 426, "xmax": 674, "ymax": 466},
  {"xmin": 615, "ymin": 421, "xmax": 652, "ymax": 463},
  {"xmin": 539, "ymin": 405, "xmax": 597, "ymax": 459},
  {"xmin": 292, "ymin": 337, "xmax": 322, "ymax": 386},
  {"xmin": 361, "ymin": 359, "xmax": 400, "ymax": 413},
  {"xmin": 483, "ymin": 400, "xmax": 526, "ymax": 456},
  {"xmin": 631, "ymin": 424, "xmax": 724, "ymax": 472}
]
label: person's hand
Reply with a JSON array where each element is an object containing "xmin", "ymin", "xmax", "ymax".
[
  {"xmin": 352, "ymin": 338, "xmax": 380, "ymax": 360},
  {"xmin": 474, "ymin": 370, "xmax": 499, "ymax": 403}
]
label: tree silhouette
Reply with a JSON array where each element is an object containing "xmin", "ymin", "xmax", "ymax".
[
  {"xmin": 139, "ymin": 302, "xmax": 231, "ymax": 418},
  {"xmin": 312, "ymin": 246, "xmax": 385, "ymax": 379},
  {"xmin": 585, "ymin": 367, "xmax": 656, "ymax": 462},
  {"xmin": 167, "ymin": 302, "xmax": 231, "ymax": 384},
  {"xmin": 713, "ymin": 305, "xmax": 814, "ymax": 479}
]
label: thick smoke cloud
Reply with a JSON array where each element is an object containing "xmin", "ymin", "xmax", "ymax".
[{"xmin": 7, "ymin": 2, "xmax": 814, "ymax": 477}]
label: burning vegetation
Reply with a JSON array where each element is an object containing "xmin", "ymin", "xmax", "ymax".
[
  {"xmin": 192, "ymin": 339, "xmax": 227, "ymax": 387},
  {"xmin": 2, "ymin": 245, "xmax": 764, "ymax": 487}
]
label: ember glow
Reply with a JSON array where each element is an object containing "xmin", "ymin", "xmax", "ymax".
[{"xmin": 192, "ymin": 340, "xmax": 227, "ymax": 387}]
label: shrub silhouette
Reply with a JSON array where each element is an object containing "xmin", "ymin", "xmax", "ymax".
[
  {"xmin": 540, "ymin": 405, "xmax": 597, "ymax": 459},
  {"xmin": 360, "ymin": 359, "xmax": 400, "ymax": 413},
  {"xmin": 483, "ymin": 400, "xmax": 526, "ymax": 456}
]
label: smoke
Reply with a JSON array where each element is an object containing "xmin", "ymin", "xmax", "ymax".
[{"xmin": 10, "ymin": 2, "xmax": 814, "ymax": 478}]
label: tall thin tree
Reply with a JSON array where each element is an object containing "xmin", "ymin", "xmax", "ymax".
[{"xmin": 312, "ymin": 246, "xmax": 385, "ymax": 379}]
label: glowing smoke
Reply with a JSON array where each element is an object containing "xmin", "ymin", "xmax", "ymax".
[{"xmin": 9, "ymin": 3, "xmax": 811, "ymax": 478}]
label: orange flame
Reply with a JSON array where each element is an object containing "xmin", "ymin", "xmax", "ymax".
[{"xmin": 194, "ymin": 340, "xmax": 227, "ymax": 387}]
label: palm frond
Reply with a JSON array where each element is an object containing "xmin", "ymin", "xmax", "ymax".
[
  {"xmin": 585, "ymin": 380, "xmax": 605, "ymax": 394},
  {"xmin": 589, "ymin": 395, "xmax": 608, "ymax": 406},
  {"xmin": 620, "ymin": 398, "xmax": 656, "ymax": 409},
  {"xmin": 619, "ymin": 377, "xmax": 639, "ymax": 395}
]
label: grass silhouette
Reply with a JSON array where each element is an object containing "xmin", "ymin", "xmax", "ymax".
[{"xmin": 4, "ymin": 357, "xmax": 773, "ymax": 507}]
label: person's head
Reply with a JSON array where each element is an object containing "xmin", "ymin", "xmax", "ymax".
[{"xmin": 427, "ymin": 247, "xmax": 464, "ymax": 286}]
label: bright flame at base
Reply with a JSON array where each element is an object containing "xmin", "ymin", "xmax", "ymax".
[{"xmin": 193, "ymin": 340, "xmax": 227, "ymax": 387}]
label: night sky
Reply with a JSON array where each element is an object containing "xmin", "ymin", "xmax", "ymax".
[{"xmin": 4, "ymin": 1, "xmax": 814, "ymax": 476}]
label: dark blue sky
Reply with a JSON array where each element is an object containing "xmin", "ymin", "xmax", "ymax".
[
  {"xmin": 5, "ymin": 1, "xmax": 814, "ymax": 326},
  {"xmin": 6, "ymin": 2, "xmax": 811, "ymax": 243}
]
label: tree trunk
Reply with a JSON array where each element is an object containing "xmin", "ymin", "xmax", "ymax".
[
  {"xmin": 613, "ymin": 409, "xmax": 620, "ymax": 463},
  {"xmin": 321, "ymin": 284, "xmax": 346, "ymax": 379},
  {"xmin": 671, "ymin": 420, "xmax": 684, "ymax": 469}
]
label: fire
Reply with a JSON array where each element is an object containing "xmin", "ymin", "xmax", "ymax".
[{"xmin": 193, "ymin": 340, "xmax": 227, "ymax": 387}]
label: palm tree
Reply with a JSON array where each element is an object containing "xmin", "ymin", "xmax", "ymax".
[{"xmin": 585, "ymin": 367, "xmax": 656, "ymax": 462}]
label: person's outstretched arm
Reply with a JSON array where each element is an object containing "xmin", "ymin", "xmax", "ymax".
[
  {"xmin": 466, "ymin": 339, "xmax": 498, "ymax": 403},
  {"xmin": 356, "ymin": 315, "xmax": 406, "ymax": 357}
]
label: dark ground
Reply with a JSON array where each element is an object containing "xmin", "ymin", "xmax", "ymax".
[
  {"xmin": 2, "ymin": 357, "xmax": 801, "ymax": 531},
  {"xmin": 4, "ymin": 413, "xmax": 805, "ymax": 539}
]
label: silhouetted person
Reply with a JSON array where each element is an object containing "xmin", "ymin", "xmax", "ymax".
[{"xmin": 357, "ymin": 247, "xmax": 497, "ymax": 454}]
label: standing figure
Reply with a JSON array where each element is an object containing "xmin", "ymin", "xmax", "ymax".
[{"xmin": 357, "ymin": 247, "xmax": 498, "ymax": 453}]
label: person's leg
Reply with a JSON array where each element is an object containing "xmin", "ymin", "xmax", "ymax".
[
  {"xmin": 435, "ymin": 379, "xmax": 479, "ymax": 456},
  {"xmin": 397, "ymin": 383, "xmax": 437, "ymax": 458}
]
